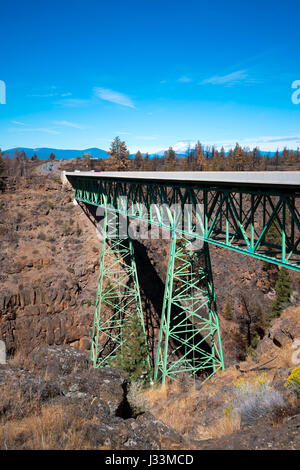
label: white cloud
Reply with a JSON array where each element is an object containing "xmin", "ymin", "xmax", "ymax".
[
  {"xmin": 200, "ymin": 70, "xmax": 252, "ymax": 86},
  {"xmin": 170, "ymin": 136, "xmax": 300, "ymax": 153},
  {"xmin": 9, "ymin": 127, "xmax": 60, "ymax": 135},
  {"xmin": 54, "ymin": 120, "xmax": 86, "ymax": 129},
  {"xmin": 212, "ymin": 136, "xmax": 300, "ymax": 151},
  {"xmin": 178, "ymin": 76, "xmax": 192, "ymax": 83},
  {"xmin": 28, "ymin": 87, "xmax": 72, "ymax": 99},
  {"xmin": 28, "ymin": 93, "xmax": 57, "ymax": 97},
  {"xmin": 135, "ymin": 135, "xmax": 157, "ymax": 141},
  {"xmin": 11, "ymin": 120, "xmax": 25, "ymax": 126},
  {"xmin": 54, "ymin": 98, "xmax": 90, "ymax": 107},
  {"xmin": 94, "ymin": 87, "xmax": 135, "ymax": 108},
  {"xmin": 115, "ymin": 131, "xmax": 132, "ymax": 136}
]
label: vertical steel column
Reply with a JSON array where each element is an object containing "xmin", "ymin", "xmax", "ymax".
[
  {"xmin": 90, "ymin": 207, "xmax": 148, "ymax": 368},
  {"xmin": 154, "ymin": 233, "xmax": 224, "ymax": 384}
]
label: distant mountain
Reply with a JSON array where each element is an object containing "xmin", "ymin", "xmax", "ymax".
[
  {"xmin": 2, "ymin": 146, "xmax": 183, "ymax": 160},
  {"xmin": 2, "ymin": 144, "xmax": 279, "ymax": 160},
  {"xmin": 156, "ymin": 141, "xmax": 278, "ymax": 157},
  {"xmin": 2, "ymin": 147, "xmax": 108, "ymax": 159}
]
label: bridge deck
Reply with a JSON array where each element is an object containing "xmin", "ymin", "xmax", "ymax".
[{"xmin": 65, "ymin": 171, "xmax": 300, "ymax": 190}]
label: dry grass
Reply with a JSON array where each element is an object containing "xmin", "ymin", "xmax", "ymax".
[
  {"xmin": 195, "ymin": 415, "xmax": 241, "ymax": 440},
  {"xmin": 142, "ymin": 374, "xmax": 243, "ymax": 440},
  {"xmin": 0, "ymin": 375, "xmax": 42, "ymax": 421},
  {"xmin": 142, "ymin": 379, "xmax": 200, "ymax": 435},
  {"xmin": 0, "ymin": 404, "xmax": 98, "ymax": 450},
  {"xmin": 142, "ymin": 351, "xmax": 297, "ymax": 443},
  {"xmin": 240, "ymin": 305, "xmax": 300, "ymax": 372},
  {"xmin": 142, "ymin": 373, "xmax": 245, "ymax": 437},
  {"xmin": 8, "ymin": 351, "xmax": 33, "ymax": 371},
  {"xmin": 242, "ymin": 339, "xmax": 295, "ymax": 372}
]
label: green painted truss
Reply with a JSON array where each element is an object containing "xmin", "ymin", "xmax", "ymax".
[
  {"xmin": 90, "ymin": 210, "xmax": 148, "ymax": 368},
  {"xmin": 154, "ymin": 235, "xmax": 224, "ymax": 383},
  {"xmin": 66, "ymin": 173, "xmax": 300, "ymax": 383}
]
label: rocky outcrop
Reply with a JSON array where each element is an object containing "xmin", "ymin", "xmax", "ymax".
[
  {"xmin": 0, "ymin": 176, "xmax": 99, "ymax": 355},
  {"xmin": 257, "ymin": 306, "xmax": 300, "ymax": 356},
  {"xmin": 0, "ymin": 364, "xmax": 60, "ymax": 420},
  {"xmin": 0, "ymin": 345, "xmax": 184, "ymax": 450},
  {"xmin": 197, "ymin": 414, "xmax": 300, "ymax": 450}
]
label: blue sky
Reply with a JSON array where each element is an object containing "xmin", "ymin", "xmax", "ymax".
[{"xmin": 0, "ymin": 0, "xmax": 300, "ymax": 153}]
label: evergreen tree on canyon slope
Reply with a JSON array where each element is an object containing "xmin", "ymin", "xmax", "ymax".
[
  {"xmin": 110, "ymin": 313, "xmax": 152, "ymax": 383},
  {"xmin": 107, "ymin": 136, "xmax": 130, "ymax": 170}
]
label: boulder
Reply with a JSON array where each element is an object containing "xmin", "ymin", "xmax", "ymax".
[
  {"xmin": 0, "ymin": 365, "xmax": 60, "ymax": 420},
  {"xmin": 55, "ymin": 367, "xmax": 129, "ymax": 416},
  {"xmin": 28, "ymin": 345, "xmax": 89, "ymax": 376},
  {"xmin": 257, "ymin": 312, "xmax": 300, "ymax": 355}
]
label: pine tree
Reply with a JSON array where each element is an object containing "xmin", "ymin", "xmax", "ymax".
[
  {"xmin": 210, "ymin": 147, "xmax": 220, "ymax": 170},
  {"xmin": 143, "ymin": 152, "xmax": 150, "ymax": 170},
  {"xmin": 232, "ymin": 143, "xmax": 245, "ymax": 171},
  {"xmin": 109, "ymin": 313, "xmax": 152, "ymax": 382},
  {"xmin": 274, "ymin": 150, "xmax": 280, "ymax": 169},
  {"xmin": 271, "ymin": 267, "xmax": 292, "ymax": 318},
  {"xmin": 288, "ymin": 150, "xmax": 296, "ymax": 165},
  {"xmin": 219, "ymin": 147, "xmax": 226, "ymax": 170},
  {"xmin": 251, "ymin": 147, "xmax": 260, "ymax": 169},
  {"xmin": 195, "ymin": 141, "xmax": 207, "ymax": 171},
  {"xmin": 107, "ymin": 136, "xmax": 130, "ymax": 170},
  {"xmin": 282, "ymin": 147, "xmax": 289, "ymax": 161},
  {"xmin": 184, "ymin": 148, "xmax": 194, "ymax": 170},
  {"xmin": 227, "ymin": 149, "xmax": 234, "ymax": 170},
  {"xmin": 164, "ymin": 147, "xmax": 177, "ymax": 170},
  {"xmin": 151, "ymin": 156, "xmax": 160, "ymax": 171},
  {"xmin": 134, "ymin": 151, "xmax": 143, "ymax": 170}
]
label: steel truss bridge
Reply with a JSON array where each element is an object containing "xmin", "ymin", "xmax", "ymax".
[{"xmin": 65, "ymin": 171, "xmax": 300, "ymax": 384}]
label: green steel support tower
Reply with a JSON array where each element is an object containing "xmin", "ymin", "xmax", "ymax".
[
  {"xmin": 154, "ymin": 235, "xmax": 224, "ymax": 383},
  {"xmin": 90, "ymin": 205, "xmax": 148, "ymax": 368}
]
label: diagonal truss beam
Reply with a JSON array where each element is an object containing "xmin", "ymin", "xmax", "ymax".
[
  {"xmin": 90, "ymin": 208, "xmax": 149, "ymax": 368},
  {"xmin": 154, "ymin": 235, "xmax": 224, "ymax": 383}
]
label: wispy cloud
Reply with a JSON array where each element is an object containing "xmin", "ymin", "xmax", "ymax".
[
  {"xmin": 54, "ymin": 98, "xmax": 90, "ymax": 107},
  {"xmin": 115, "ymin": 131, "xmax": 132, "ymax": 136},
  {"xmin": 200, "ymin": 70, "xmax": 254, "ymax": 86},
  {"xmin": 9, "ymin": 126, "xmax": 60, "ymax": 135},
  {"xmin": 264, "ymin": 136, "xmax": 300, "ymax": 144},
  {"xmin": 166, "ymin": 136, "xmax": 300, "ymax": 154},
  {"xmin": 94, "ymin": 87, "xmax": 135, "ymax": 108},
  {"xmin": 11, "ymin": 120, "xmax": 25, "ymax": 126},
  {"xmin": 28, "ymin": 93, "xmax": 57, "ymax": 98},
  {"xmin": 54, "ymin": 120, "xmax": 86, "ymax": 129},
  {"xmin": 135, "ymin": 135, "xmax": 157, "ymax": 141},
  {"xmin": 178, "ymin": 76, "xmax": 192, "ymax": 83}
]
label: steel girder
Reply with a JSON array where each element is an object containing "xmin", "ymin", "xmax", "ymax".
[
  {"xmin": 70, "ymin": 175, "xmax": 300, "ymax": 272},
  {"xmin": 90, "ymin": 206, "xmax": 148, "ymax": 368},
  {"xmin": 154, "ymin": 235, "xmax": 224, "ymax": 383}
]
